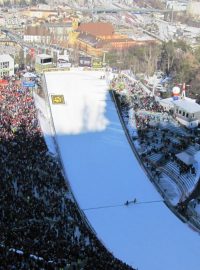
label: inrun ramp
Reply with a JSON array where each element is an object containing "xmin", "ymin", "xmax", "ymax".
[{"xmin": 43, "ymin": 69, "xmax": 200, "ymax": 270}]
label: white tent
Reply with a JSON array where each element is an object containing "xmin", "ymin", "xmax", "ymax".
[
  {"xmin": 23, "ymin": 72, "xmax": 37, "ymax": 78},
  {"xmin": 176, "ymin": 151, "xmax": 194, "ymax": 165},
  {"xmin": 194, "ymin": 150, "xmax": 200, "ymax": 164}
]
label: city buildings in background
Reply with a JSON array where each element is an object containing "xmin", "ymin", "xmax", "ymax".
[{"xmin": 0, "ymin": 54, "xmax": 14, "ymax": 76}]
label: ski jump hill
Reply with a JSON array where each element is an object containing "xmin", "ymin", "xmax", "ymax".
[{"xmin": 35, "ymin": 69, "xmax": 200, "ymax": 270}]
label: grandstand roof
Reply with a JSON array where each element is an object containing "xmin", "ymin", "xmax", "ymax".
[
  {"xmin": 77, "ymin": 32, "xmax": 136, "ymax": 50},
  {"xmin": 78, "ymin": 32, "xmax": 101, "ymax": 47}
]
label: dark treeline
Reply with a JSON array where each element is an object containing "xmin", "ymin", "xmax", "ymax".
[{"xmin": 106, "ymin": 40, "xmax": 200, "ymax": 102}]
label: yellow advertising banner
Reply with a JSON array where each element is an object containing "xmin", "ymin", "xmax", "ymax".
[
  {"xmin": 92, "ymin": 61, "xmax": 103, "ymax": 68},
  {"xmin": 51, "ymin": 95, "xmax": 65, "ymax": 104}
]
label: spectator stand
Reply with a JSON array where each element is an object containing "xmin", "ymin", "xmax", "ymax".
[{"xmin": 110, "ymin": 72, "xmax": 200, "ymax": 231}]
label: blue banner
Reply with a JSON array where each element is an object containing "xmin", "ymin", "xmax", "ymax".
[
  {"xmin": 22, "ymin": 81, "xmax": 35, "ymax": 87},
  {"xmin": 173, "ymin": 96, "xmax": 179, "ymax": 100}
]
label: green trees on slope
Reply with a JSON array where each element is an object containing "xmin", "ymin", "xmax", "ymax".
[{"xmin": 106, "ymin": 40, "xmax": 200, "ymax": 98}]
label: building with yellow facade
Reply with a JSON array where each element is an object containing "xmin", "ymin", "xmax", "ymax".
[{"xmin": 71, "ymin": 22, "xmax": 153, "ymax": 57}]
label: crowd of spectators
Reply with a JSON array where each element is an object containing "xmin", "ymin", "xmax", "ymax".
[
  {"xmin": 112, "ymin": 74, "xmax": 198, "ymax": 200},
  {"xmin": 0, "ymin": 75, "xmax": 135, "ymax": 270},
  {"xmin": 111, "ymin": 76, "xmax": 164, "ymax": 113}
]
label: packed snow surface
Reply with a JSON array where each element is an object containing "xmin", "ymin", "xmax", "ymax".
[
  {"xmin": 33, "ymin": 92, "xmax": 57, "ymax": 155},
  {"xmin": 44, "ymin": 69, "xmax": 200, "ymax": 270}
]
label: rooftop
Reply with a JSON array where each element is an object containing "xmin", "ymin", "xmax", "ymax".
[
  {"xmin": 24, "ymin": 26, "xmax": 50, "ymax": 36},
  {"xmin": 0, "ymin": 54, "xmax": 13, "ymax": 62},
  {"xmin": 173, "ymin": 98, "xmax": 200, "ymax": 114},
  {"xmin": 160, "ymin": 97, "xmax": 200, "ymax": 114},
  {"xmin": 176, "ymin": 151, "xmax": 194, "ymax": 165},
  {"xmin": 77, "ymin": 22, "xmax": 114, "ymax": 36},
  {"xmin": 36, "ymin": 54, "xmax": 52, "ymax": 59}
]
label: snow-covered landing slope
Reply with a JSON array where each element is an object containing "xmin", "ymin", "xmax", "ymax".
[{"xmin": 44, "ymin": 70, "xmax": 200, "ymax": 270}]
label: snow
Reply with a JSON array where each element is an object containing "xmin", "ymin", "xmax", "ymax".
[
  {"xmin": 176, "ymin": 151, "xmax": 194, "ymax": 165},
  {"xmin": 159, "ymin": 173, "xmax": 181, "ymax": 205},
  {"xmin": 9, "ymin": 248, "xmax": 23, "ymax": 255},
  {"xmin": 188, "ymin": 200, "xmax": 200, "ymax": 221},
  {"xmin": 194, "ymin": 151, "xmax": 200, "ymax": 164},
  {"xmin": 127, "ymin": 108, "xmax": 138, "ymax": 138},
  {"xmin": 173, "ymin": 98, "xmax": 200, "ymax": 114},
  {"xmin": 33, "ymin": 92, "xmax": 57, "ymax": 156},
  {"xmin": 44, "ymin": 69, "xmax": 200, "ymax": 270},
  {"xmin": 195, "ymin": 204, "xmax": 200, "ymax": 216}
]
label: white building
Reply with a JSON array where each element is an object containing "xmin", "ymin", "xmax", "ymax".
[
  {"xmin": 0, "ymin": 54, "xmax": 14, "ymax": 77},
  {"xmin": 35, "ymin": 54, "xmax": 53, "ymax": 72},
  {"xmin": 159, "ymin": 96, "xmax": 200, "ymax": 128},
  {"xmin": 24, "ymin": 26, "xmax": 51, "ymax": 45},
  {"xmin": 57, "ymin": 53, "xmax": 71, "ymax": 68},
  {"xmin": 173, "ymin": 98, "xmax": 200, "ymax": 128}
]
